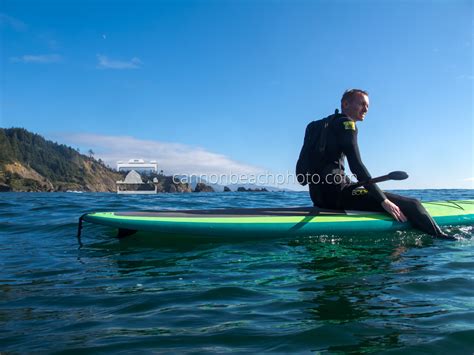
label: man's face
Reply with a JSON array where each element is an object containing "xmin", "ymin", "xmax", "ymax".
[{"xmin": 343, "ymin": 93, "xmax": 369, "ymax": 121}]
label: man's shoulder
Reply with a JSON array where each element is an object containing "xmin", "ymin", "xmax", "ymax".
[
  {"xmin": 332, "ymin": 114, "xmax": 356, "ymax": 131},
  {"xmin": 332, "ymin": 113, "xmax": 349, "ymax": 123},
  {"xmin": 307, "ymin": 113, "xmax": 355, "ymax": 131}
]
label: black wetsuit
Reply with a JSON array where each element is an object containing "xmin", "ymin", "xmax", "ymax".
[{"xmin": 308, "ymin": 113, "xmax": 446, "ymax": 237}]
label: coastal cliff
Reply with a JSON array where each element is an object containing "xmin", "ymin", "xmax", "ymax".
[
  {"xmin": 0, "ymin": 128, "xmax": 274, "ymax": 193},
  {"xmin": 0, "ymin": 128, "xmax": 123, "ymax": 192}
]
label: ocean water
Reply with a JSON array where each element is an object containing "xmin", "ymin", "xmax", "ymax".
[{"xmin": 1, "ymin": 190, "xmax": 474, "ymax": 353}]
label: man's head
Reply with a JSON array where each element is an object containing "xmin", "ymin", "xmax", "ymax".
[{"xmin": 341, "ymin": 89, "xmax": 369, "ymax": 122}]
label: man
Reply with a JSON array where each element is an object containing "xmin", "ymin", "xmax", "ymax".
[{"xmin": 308, "ymin": 89, "xmax": 451, "ymax": 238}]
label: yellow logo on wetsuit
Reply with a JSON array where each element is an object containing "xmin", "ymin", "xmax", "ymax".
[
  {"xmin": 343, "ymin": 121, "xmax": 356, "ymax": 131},
  {"xmin": 352, "ymin": 189, "xmax": 368, "ymax": 196}
]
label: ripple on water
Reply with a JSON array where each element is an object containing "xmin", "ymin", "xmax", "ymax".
[{"xmin": 0, "ymin": 191, "xmax": 473, "ymax": 353}]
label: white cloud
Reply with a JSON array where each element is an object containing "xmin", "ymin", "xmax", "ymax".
[
  {"xmin": 97, "ymin": 54, "xmax": 142, "ymax": 69},
  {"xmin": 10, "ymin": 54, "xmax": 62, "ymax": 63},
  {"xmin": 0, "ymin": 13, "xmax": 27, "ymax": 31},
  {"xmin": 62, "ymin": 133, "xmax": 265, "ymax": 177}
]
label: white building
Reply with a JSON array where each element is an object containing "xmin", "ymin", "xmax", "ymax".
[
  {"xmin": 116, "ymin": 159, "xmax": 158, "ymax": 194},
  {"xmin": 117, "ymin": 159, "xmax": 158, "ymax": 173}
]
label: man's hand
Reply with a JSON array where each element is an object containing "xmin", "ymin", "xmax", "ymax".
[{"xmin": 381, "ymin": 199, "xmax": 407, "ymax": 222}]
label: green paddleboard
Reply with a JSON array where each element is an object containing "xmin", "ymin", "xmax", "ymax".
[{"xmin": 80, "ymin": 200, "xmax": 474, "ymax": 238}]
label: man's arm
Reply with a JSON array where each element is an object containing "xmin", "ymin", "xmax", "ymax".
[
  {"xmin": 337, "ymin": 119, "xmax": 407, "ymax": 222},
  {"xmin": 337, "ymin": 119, "xmax": 387, "ymax": 203}
]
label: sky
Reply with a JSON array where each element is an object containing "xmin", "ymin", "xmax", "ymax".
[{"xmin": 1, "ymin": 0, "xmax": 472, "ymax": 190}]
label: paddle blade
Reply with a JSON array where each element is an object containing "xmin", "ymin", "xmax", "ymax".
[{"xmin": 388, "ymin": 171, "xmax": 408, "ymax": 180}]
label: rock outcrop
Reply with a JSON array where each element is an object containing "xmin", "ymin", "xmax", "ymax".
[
  {"xmin": 236, "ymin": 187, "xmax": 268, "ymax": 192},
  {"xmin": 194, "ymin": 182, "xmax": 215, "ymax": 192},
  {"xmin": 154, "ymin": 175, "xmax": 192, "ymax": 193}
]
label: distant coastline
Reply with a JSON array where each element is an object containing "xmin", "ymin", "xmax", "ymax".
[{"xmin": 0, "ymin": 128, "xmax": 287, "ymax": 193}]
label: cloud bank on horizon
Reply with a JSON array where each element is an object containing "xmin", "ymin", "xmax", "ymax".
[
  {"xmin": 62, "ymin": 133, "xmax": 267, "ymax": 178},
  {"xmin": 61, "ymin": 133, "xmax": 473, "ymax": 190}
]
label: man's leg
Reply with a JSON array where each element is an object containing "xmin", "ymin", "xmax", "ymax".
[
  {"xmin": 383, "ymin": 192, "xmax": 448, "ymax": 238},
  {"xmin": 340, "ymin": 187, "xmax": 448, "ymax": 237},
  {"xmin": 309, "ymin": 183, "xmax": 341, "ymax": 209}
]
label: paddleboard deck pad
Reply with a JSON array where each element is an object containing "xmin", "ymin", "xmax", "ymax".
[{"xmin": 78, "ymin": 200, "xmax": 474, "ymax": 238}]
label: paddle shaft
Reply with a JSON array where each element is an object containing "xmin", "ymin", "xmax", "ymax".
[{"xmin": 353, "ymin": 171, "xmax": 408, "ymax": 188}]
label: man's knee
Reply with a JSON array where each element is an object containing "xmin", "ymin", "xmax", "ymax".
[
  {"xmin": 412, "ymin": 199, "xmax": 425, "ymax": 213},
  {"xmin": 402, "ymin": 197, "xmax": 423, "ymax": 213},
  {"xmin": 388, "ymin": 195, "xmax": 421, "ymax": 211}
]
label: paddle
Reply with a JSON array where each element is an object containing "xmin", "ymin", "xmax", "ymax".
[{"xmin": 353, "ymin": 171, "xmax": 408, "ymax": 188}]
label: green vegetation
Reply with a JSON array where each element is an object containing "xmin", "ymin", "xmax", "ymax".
[{"xmin": 0, "ymin": 128, "xmax": 121, "ymax": 191}]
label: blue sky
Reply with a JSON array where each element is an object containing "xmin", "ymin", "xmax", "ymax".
[{"xmin": 1, "ymin": 0, "xmax": 472, "ymax": 189}]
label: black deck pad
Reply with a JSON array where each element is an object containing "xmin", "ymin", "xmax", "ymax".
[{"xmin": 114, "ymin": 206, "xmax": 347, "ymax": 218}]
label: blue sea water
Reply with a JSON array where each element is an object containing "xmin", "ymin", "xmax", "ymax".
[{"xmin": 1, "ymin": 190, "xmax": 474, "ymax": 353}]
